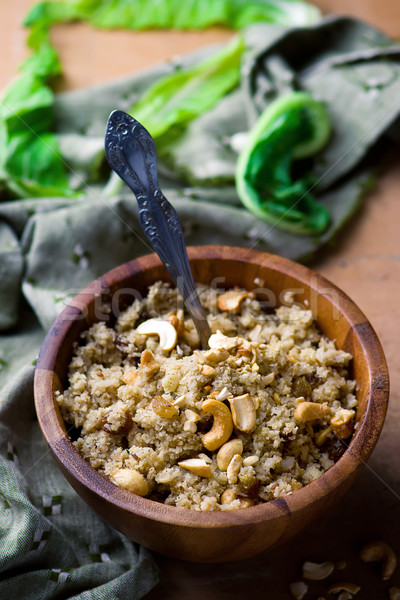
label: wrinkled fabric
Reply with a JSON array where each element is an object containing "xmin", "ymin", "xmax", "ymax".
[
  {"xmin": 0, "ymin": 354, "xmax": 158, "ymax": 598},
  {"xmin": 1, "ymin": 17, "xmax": 400, "ymax": 597}
]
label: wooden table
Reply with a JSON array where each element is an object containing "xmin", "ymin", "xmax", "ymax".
[{"xmin": 2, "ymin": 1, "xmax": 399, "ymax": 598}]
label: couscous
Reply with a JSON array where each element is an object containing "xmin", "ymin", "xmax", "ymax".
[{"xmin": 56, "ymin": 282, "xmax": 357, "ymax": 511}]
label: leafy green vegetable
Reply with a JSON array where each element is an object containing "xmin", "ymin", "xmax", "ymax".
[
  {"xmin": 236, "ymin": 92, "xmax": 331, "ymax": 234},
  {"xmin": 133, "ymin": 35, "xmax": 244, "ymax": 140},
  {"xmin": 156, "ymin": 89, "xmax": 246, "ymax": 187},
  {"xmin": 0, "ymin": 28, "xmax": 74, "ymax": 198},
  {"xmin": 4, "ymin": 133, "xmax": 72, "ymax": 198},
  {"xmin": 0, "ymin": 0, "xmax": 320, "ymax": 201},
  {"xmin": 104, "ymin": 36, "xmax": 245, "ymax": 196},
  {"xmin": 243, "ymin": 17, "xmax": 400, "ymax": 190},
  {"xmin": 24, "ymin": 0, "xmax": 321, "ymax": 32}
]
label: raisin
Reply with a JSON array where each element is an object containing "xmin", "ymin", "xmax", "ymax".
[
  {"xmin": 326, "ymin": 437, "xmax": 347, "ymax": 462},
  {"xmin": 238, "ymin": 473, "xmax": 259, "ymax": 499},
  {"xmin": 305, "ymin": 373, "xmax": 323, "ymax": 388},
  {"xmin": 102, "ymin": 411, "xmax": 133, "ymax": 435},
  {"xmin": 150, "ymin": 396, "xmax": 178, "ymax": 419},
  {"xmin": 292, "ymin": 376, "xmax": 312, "ymax": 399},
  {"xmin": 115, "ymin": 334, "xmax": 129, "ymax": 353}
]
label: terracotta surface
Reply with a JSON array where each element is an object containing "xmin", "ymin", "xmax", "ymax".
[{"xmin": 2, "ymin": 0, "xmax": 400, "ymax": 597}]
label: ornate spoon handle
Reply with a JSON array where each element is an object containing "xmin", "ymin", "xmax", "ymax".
[{"xmin": 105, "ymin": 109, "xmax": 211, "ymax": 348}]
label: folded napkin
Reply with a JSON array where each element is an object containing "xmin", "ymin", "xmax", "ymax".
[{"xmin": 1, "ymin": 17, "xmax": 400, "ymax": 597}]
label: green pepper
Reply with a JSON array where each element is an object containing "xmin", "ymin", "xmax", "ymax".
[{"xmin": 235, "ymin": 91, "xmax": 331, "ymax": 235}]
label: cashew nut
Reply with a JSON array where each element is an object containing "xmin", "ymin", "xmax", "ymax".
[
  {"xmin": 201, "ymin": 364, "xmax": 216, "ymax": 377},
  {"xmin": 139, "ymin": 349, "xmax": 160, "ymax": 375},
  {"xmin": 204, "ymin": 348, "xmax": 230, "ymax": 363},
  {"xmin": 183, "ymin": 409, "xmax": 200, "ymax": 432},
  {"xmin": 389, "ymin": 587, "xmax": 400, "ymax": 600},
  {"xmin": 178, "ymin": 458, "xmax": 212, "ymax": 478},
  {"xmin": 201, "ymin": 398, "xmax": 233, "ymax": 451},
  {"xmin": 289, "ymin": 581, "xmax": 308, "ymax": 600},
  {"xmin": 337, "ymin": 593, "xmax": 352, "ymax": 600},
  {"xmin": 330, "ymin": 409, "xmax": 354, "ymax": 439},
  {"xmin": 243, "ymin": 455, "xmax": 259, "ymax": 467},
  {"xmin": 172, "ymin": 394, "xmax": 186, "ymax": 407},
  {"xmin": 136, "ymin": 318, "xmax": 177, "ymax": 351},
  {"xmin": 315, "ymin": 427, "xmax": 331, "ymax": 447},
  {"xmin": 294, "ymin": 401, "xmax": 330, "ymax": 423},
  {"xmin": 217, "ymin": 439, "xmax": 243, "ymax": 471},
  {"xmin": 185, "ymin": 409, "xmax": 200, "ymax": 422},
  {"xmin": 262, "ymin": 372, "xmax": 275, "ymax": 386},
  {"xmin": 327, "ymin": 582, "xmax": 361, "ymax": 595},
  {"xmin": 198, "ymin": 453, "xmax": 212, "ymax": 463},
  {"xmin": 167, "ymin": 310, "xmax": 184, "ymax": 337},
  {"xmin": 227, "ymin": 454, "xmax": 243, "ymax": 484},
  {"xmin": 194, "ymin": 350, "xmax": 206, "ymax": 364},
  {"xmin": 216, "ymin": 387, "xmax": 232, "ymax": 401},
  {"xmin": 122, "ymin": 370, "xmax": 138, "ymax": 385},
  {"xmin": 238, "ymin": 498, "xmax": 255, "ymax": 508},
  {"xmin": 111, "ymin": 468, "xmax": 148, "ymax": 496},
  {"xmin": 217, "ymin": 290, "xmax": 248, "ymax": 313},
  {"xmin": 220, "ymin": 488, "xmax": 237, "ymax": 504},
  {"xmin": 228, "ymin": 393, "xmax": 257, "ymax": 432},
  {"xmin": 360, "ymin": 541, "xmax": 397, "ymax": 580},
  {"xmin": 237, "ymin": 347, "xmax": 253, "ymax": 358},
  {"xmin": 208, "ymin": 330, "xmax": 241, "ymax": 350},
  {"xmin": 183, "ymin": 421, "xmax": 197, "ymax": 433},
  {"xmin": 302, "ymin": 560, "xmax": 335, "ymax": 580}
]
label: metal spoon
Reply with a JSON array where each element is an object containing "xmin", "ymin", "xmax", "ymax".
[{"xmin": 104, "ymin": 109, "xmax": 212, "ymax": 348}]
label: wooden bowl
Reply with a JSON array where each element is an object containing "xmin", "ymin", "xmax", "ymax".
[{"xmin": 34, "ymin": 246, "xmax": 389, "ymax": 563}]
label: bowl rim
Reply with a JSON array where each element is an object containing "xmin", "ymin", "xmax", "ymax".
[{"xmin": 34, "ymin": 245, "xmax": 389, "ymax": 528}]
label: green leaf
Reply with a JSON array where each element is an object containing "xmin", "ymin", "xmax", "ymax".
[
  {"xmin": 236, "ymin": 91, "xmax": 331, "ymax": 234},
  {"xmin": 243, "ymin": 17, "xmax": 400, "ymax": 190},
  {"xmin": 4, "ymin": 0, "xmax": 320, "ymax": 201},
  {"xmin": 0, "ymin": 11, "xmax": 74, "ymax": 198},
  {"xmin": 21, "ymin": 36, "xmax": 62, "ymax": 80},
  {"xmin": 24, "ymin": 0, "xmax": 83, "ymax": 29},
  {"xmin": 4, "ymin": 133, "xmax": 72, "ymax": 198},
  {"xmin": 1, "ymin": 73, "xmax": 54, "ymax": 134},
  {"xmin": 132, "ymin": 35, "xmax": 245, "ymax": 139},
  {"xmin": 24, "ymin": 0, "xmax": 321, "ymax": 31},
  {"xmin": 156, "ymin": 89, "xmax": 246, "ymax": 186},
  {"xmin": 226, "ymin": 0, "xmax": 321, "ymax": 28}
]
